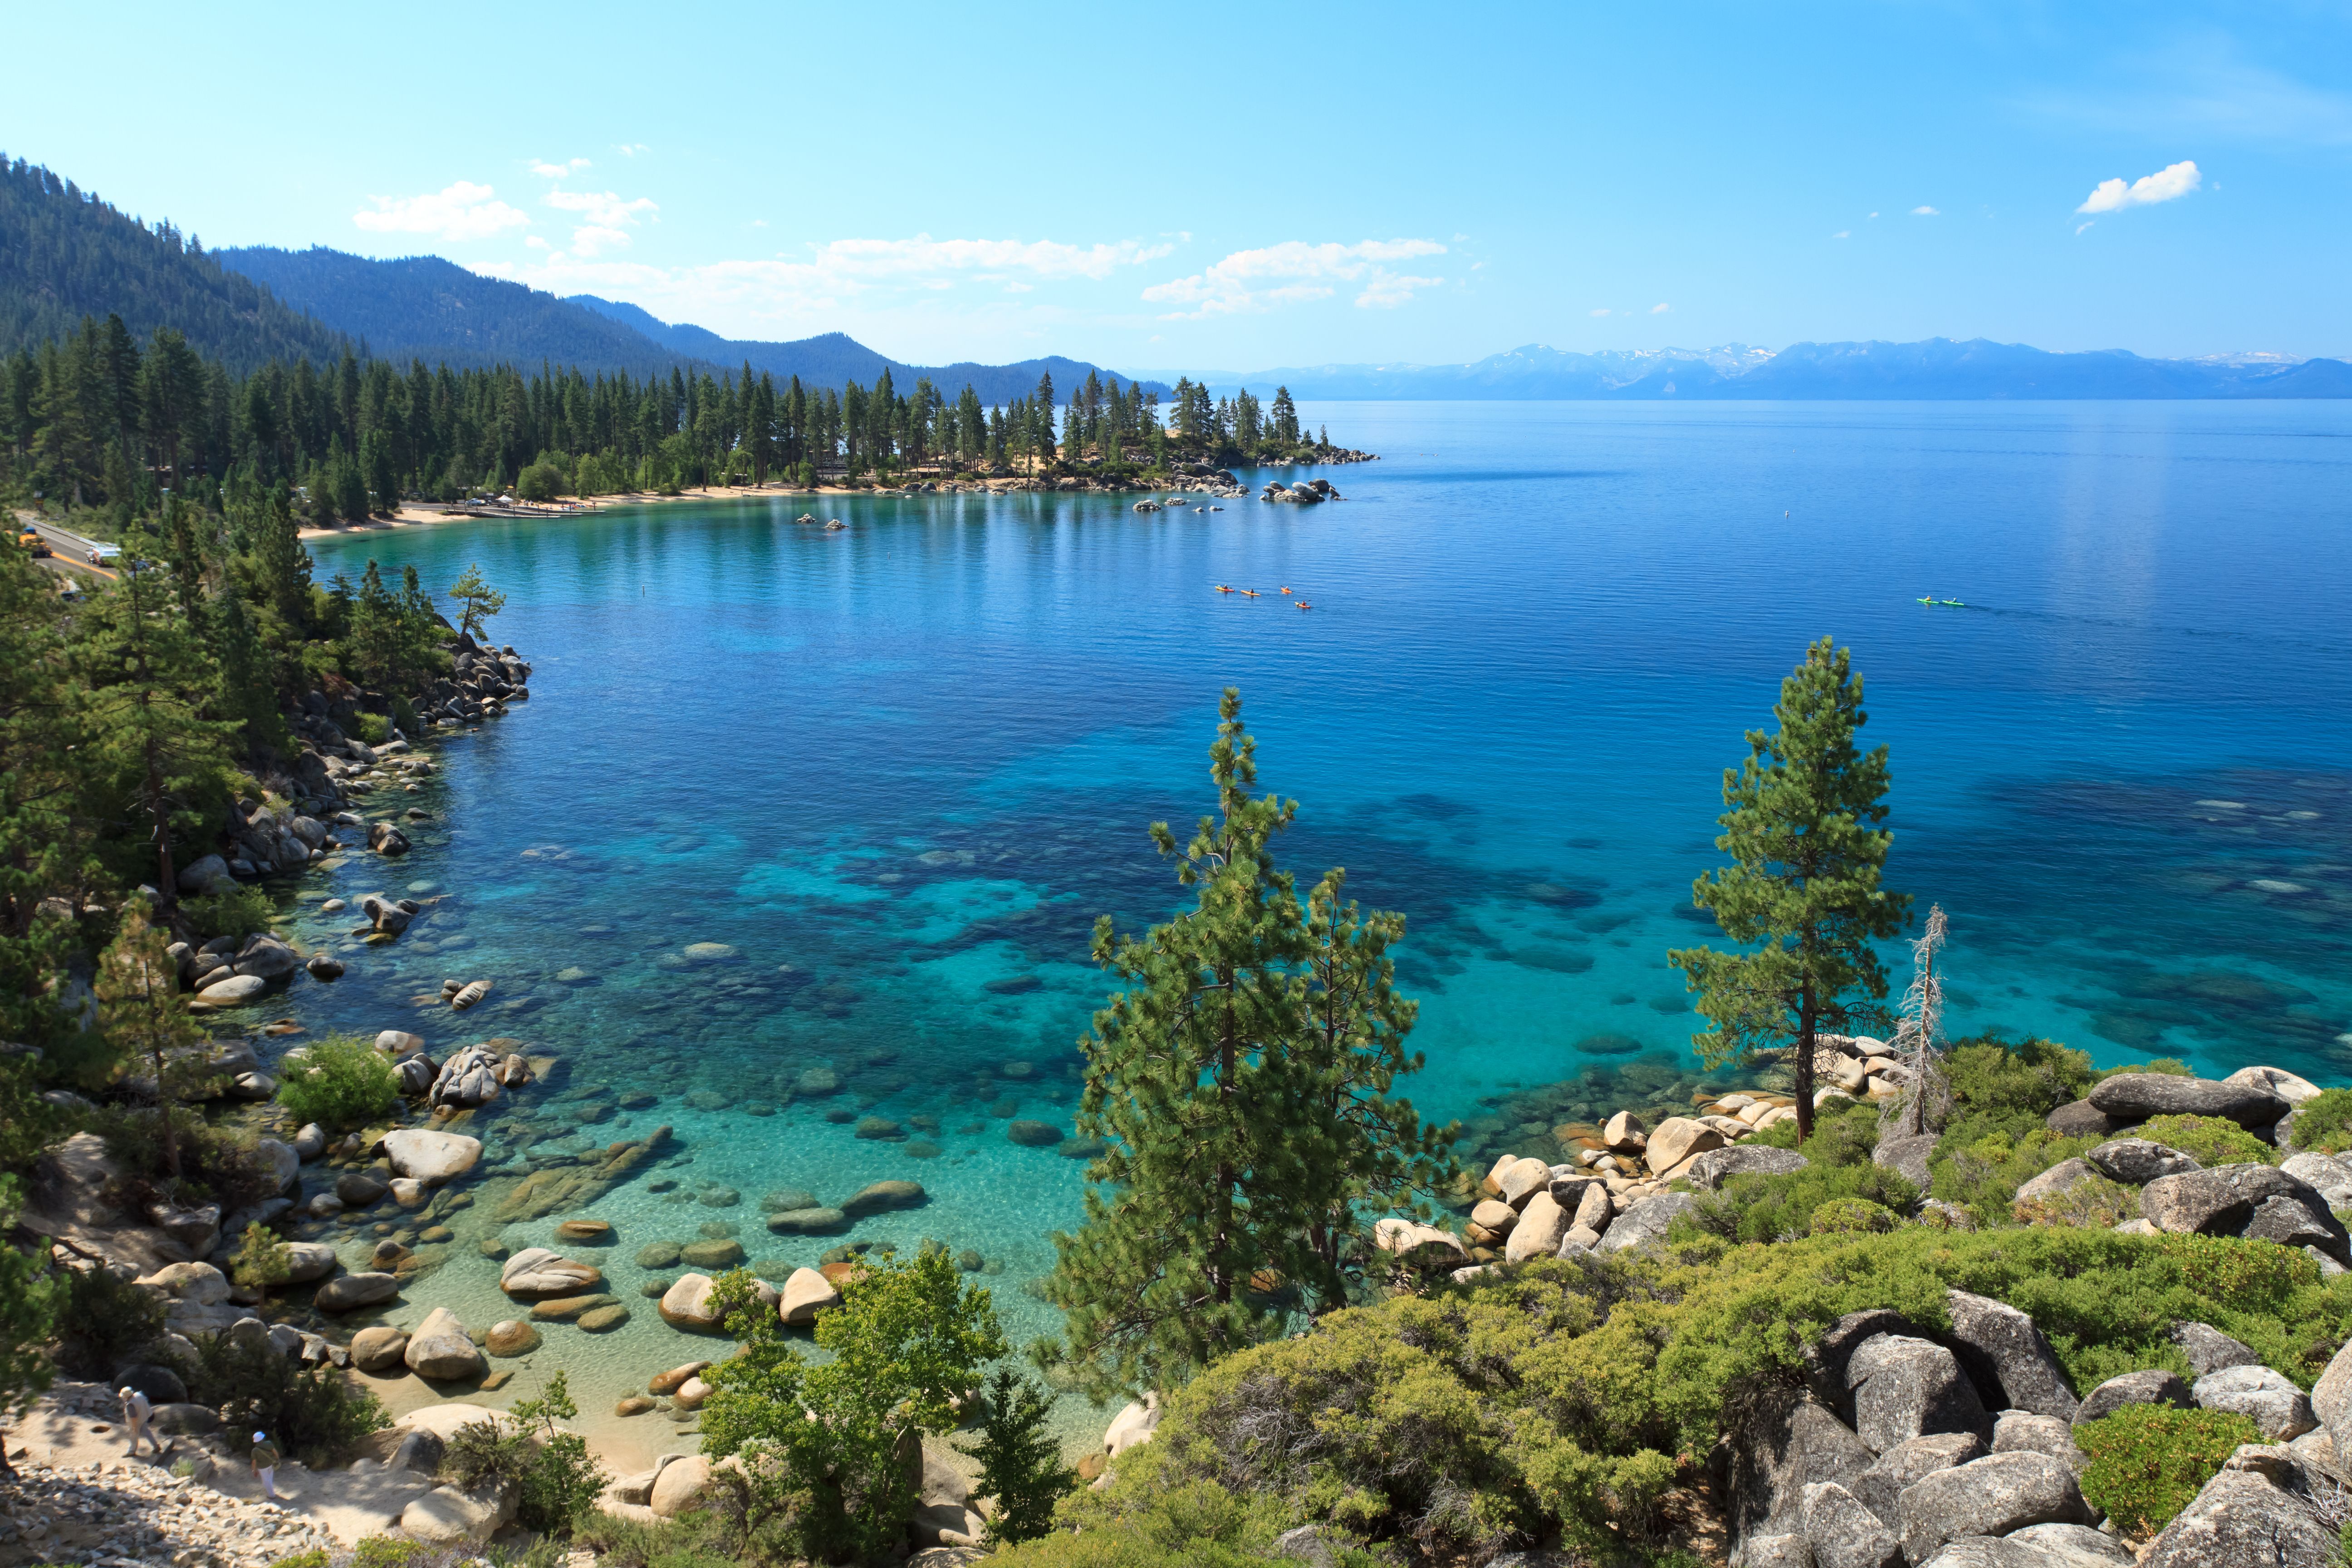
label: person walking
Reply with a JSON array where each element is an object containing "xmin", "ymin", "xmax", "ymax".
[
  {"xmin": 250, "ymin": 1431, "xmax": 282, "ymax": 1501},
  {"xmin": 117, "ymin": 1386, "xmax": 165, "ymax": 1458}
]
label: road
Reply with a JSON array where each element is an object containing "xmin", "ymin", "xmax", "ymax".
[{"xmin": 12, "ymin": 512, "xmax": 118, "ymax": 583}]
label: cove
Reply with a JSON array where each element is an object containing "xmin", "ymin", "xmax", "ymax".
[{"xmin": 290, "ymin": 399, "xmax": 2352, "ymax": 1454}]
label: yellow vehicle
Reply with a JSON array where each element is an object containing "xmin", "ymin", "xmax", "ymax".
[{"xmin": 15, "ymin": 530, "xmax": 49, "ymax": 558}]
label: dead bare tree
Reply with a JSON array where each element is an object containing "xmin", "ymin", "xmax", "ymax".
[{"xmin": 1885, "ymin": 903, "xmax": 1954, "ymax": 1138}]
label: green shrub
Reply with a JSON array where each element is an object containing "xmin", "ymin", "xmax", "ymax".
[
  {"xmin": 1809, "ymin": 1198, "xmax": 1897, "ymax": 1235},
  {"xmin": 1929, "ymin": 1125, "xmax": 2098, "ymax": 1228},
  {"xmin": 1944, "ymin": 1034, "xmax": 2094, "ymax": 1129},
  {"xmin": 1746, "ymin": 1100, "xmax": 1883, "ymax": 1166},
  {"xmin": 441, "ymin": 1375, "xmax": 605, "ymax": 1538},
  {"xmin": 1694, "ymin": 1155, "xmax": 1917, "ymax": 1245},
  {"xmin": 268, "ymin": 1552, "xmax": 330, "ymax": 1568},
  {"xmin": 443, "ymin": 1417, "xmax": 535, "ymax": 1491},
  {"xmin": 1016, "ymin": 1459, "xmax": 1297, "ymax": 1568},
  {"xmin": 1054, "ymin": 1225, "xmax": 2351, "ymax": 1565},
  {"xmin": 274, "ymin": 1034, "xmax": 400, "ymax": 1131},
  {"xmin": 55, "ymin": 1260, "xmax": 167, "ymax": 1378},
  {"xmin": 354, "ymin": 713, "xmax": 392, "ymax": 745},
  {"xmin": 181, "ymin": 883, "xmax": 275, "ymax": 942},
  {"xmin": 2136, "ymin": 1114, "xmax": 2274, "ymax": 1168},
  {"xmin": 352, "ymin": 1539, "xmax": 424, "ymax": 1568},
  {"xmin": 2074, "ymin": 1403, "xmax": 2263, "ymax": 1538},
  {"xmin": 176, "ymin": 1332, "xmax": 389, "ymax": 1464},
  {"xmin": 699, "ymin": 1252, "xmax": 1004, "ymax": 1564},
  {"xmin": 2103, "ymin": 1057, "xmax": 2192, "ymax": 1079},
  {"xmin": 2292, "ymin": 1089, "xmax": 2352, "ymax": 1154},
  {"xmin": 2012, "ymin": 1172, "xmax": 2140, "ymax": 1229},
  {"xmin": 572, "ymin": 1508, "xmax": 744, "ymax": 1568}
]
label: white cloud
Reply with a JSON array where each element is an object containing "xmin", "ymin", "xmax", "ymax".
[
  {"xmin": 1589, "ymin": 307, "xmax": 1612, "ymax": 317},
  {"xmin": 2076, "ymin": 159, "xmax": 2201, "ymax": 214},
  {"xmin": 543, "ymin": 187, "xmax": 660, "ymax": 255},
  {"xmin": 1869, "ymin": 211, "xmax": 1880, "ymax": 219},
  {"xmin": 1833, "ymin": 230, "xmax": 1850, "ymax": 240},
  {"xmin": 529, "ymin": 157, "xmax": 592, "ymax": 178},
  {"xmin": 1141, "ymin": 239, "xmax": 1447, "ymax": 318},
  {"xmin": 353, "ymin": 181, "xmax": 529, "ymax": 242},
  {"xmin": 1911, "ymin": 205, "xmax": 1940, "ymax": 216},
  {"xmin": 1650, "ymin": 302, "xmax": 1671, "ymax": 314},
  {"xmin": 613, "ymin": 142, "xmax": 649, "ymax": 157},
  {"xmin": 2076, "ymin": 221, "xmax": 2095, "ymax": 235},
  {"xmin": 524, "ymin": 235, "xmax": 549, "ymax": 250},
  {"xmin": 474, "ymin": 231, "xmax": 1175, "ymax": 334}
]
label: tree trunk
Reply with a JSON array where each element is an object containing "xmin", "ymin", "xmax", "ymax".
[
  {"xmin": 1212, "ymin": 972, "xmax": 1237, "ymax": 1307},
  {"xmin": 150, "ymin": 1042, "xmax": 180, "ymax": 1180},
  {"xmin": 1793, "ymin": 982, "xmax": 1818, "ymax": 1144}
]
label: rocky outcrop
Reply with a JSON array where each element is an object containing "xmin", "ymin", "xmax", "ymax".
[
  {"xmin": 2084, "ymin": 1139, "xmax": 2200, "ymax": 1185},
  {"xmin": 1942, "ymin": 1290, "xmax": 2078, "ymax": 1421},
  {"xmin": 2073, "ymin": 1368, "xmax": 2193, "ymax": 1429},
  {"xmin": 2086, "ymin": 1073, "xmax": 2288, "ymax": 1129},
  {"xmin": 1597, "ymin": 1192, "xmax": 1701, "ymax": 1254},
  {"xmin": 316, "ymin": 1271, "xmax": 401, "ymax": 1311},
  {"xmin": 2138, "ymin": 1444, "xmax": 2338, "ymax": 1567},
  {"xmin": 405, "ymin": 1307, "xmax": 486, "ymax": 1381},
  {"xmin": 1847, "ymin": 1334, "xmax": 1990, "ymax": 1453},
  {"xmin": 1799, "ymin": 1480, "xmax": 1902, "ymax": 1568},
  {"xmin": 1689, "ymin": 1147, "xmax": 1811, "ymax": 1190},
  {"xmin": 1896, "ymin": 1453, "xmax": 2093, "ymax": 1565},
  {"xmin": 1722, "ymin": 1386, "xmax": 1877, "ymax": 1546},
  {"xmin": 1852, "ymin": 1432, "xmax": 1984, "ymax": 1525},
  {"xmin": 500, "ymin": 1247, "xmax": 603, "ymax": 1298},
  {"xmin": 2139, "ymin": 1165, "xmax": 2348, "ymax": 1260},
  {"xmin": 381, "ymin": 1128, "xmax": 482, "ymax": 1184},
  {"xmin": 2195, "ymin": 1365, "xmax": 2317, "ymax": 1442},
  {"xmin": 490, "ymin": 1124, "xmax": 671, "ymax": 1222}
]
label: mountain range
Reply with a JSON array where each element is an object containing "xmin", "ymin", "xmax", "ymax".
[
  {"xmin": 7, "ymin": 155, "xmax": 2347, "ymax": 402},
  {"xmin": 212, "ymin": 248, "xmax": 1167, "ymax": 403},
  {"xmin": 1171, "ymin": 339, "xmax": 2352, "ymax": 401}
]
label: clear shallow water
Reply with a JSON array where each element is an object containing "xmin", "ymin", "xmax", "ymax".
[{"xmin": 289, "ymin": 401, "xmax": 2352, "ymax": 1452}]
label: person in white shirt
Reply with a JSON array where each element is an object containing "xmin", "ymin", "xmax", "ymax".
[{"xmin": 117, "ymin": 1386, "xmax": 165, "ymax": 1458}]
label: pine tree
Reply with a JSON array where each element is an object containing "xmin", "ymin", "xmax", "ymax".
[
  {"xmin": 448, "ymin": 563, "xmax": 505, "ymax": 641},
  {"xmin": 966, "ymin": 1366, "xmax": 1075, "ymax": 1547},
  {"xmin": 75, "ymin": 524, "xmax": 240, "ymax": 900},
  {"xmin": 1041, "ymin": 690, "xmax": 1455, "ymax": 1399},
  {"xmin": 1667, "ymin": 638, "xmax": 1911, "ymax": 1141},
  {"xmin": 96, "ymin": 906, "xmax": 206, "ymax": 1181}
]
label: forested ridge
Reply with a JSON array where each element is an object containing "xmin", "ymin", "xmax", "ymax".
[{"xmin": 0, "ymin": 157, "xmax": 350, "ymax": 372}]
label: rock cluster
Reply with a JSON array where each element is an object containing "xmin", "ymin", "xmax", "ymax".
[
  {"xmin": 0, "ymin": 1450, "xmax": 339, "ymax": 1568},
  {"xmin": 1725, "ymin": 1298, "xmax": 2347, "ymax": 1567}
]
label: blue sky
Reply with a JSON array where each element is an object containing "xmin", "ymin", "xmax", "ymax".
[{"xmin": 8, "ymin": 2, "xmax": 2348, "ymax": 368}]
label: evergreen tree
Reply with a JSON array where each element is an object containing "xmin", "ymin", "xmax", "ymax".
[
  {"xmin": 0, "ymin": 1174, "xmax": 62, "ymax": 1479},
  {"xmin": 1667, "ymin": 638, "xmax": 1911, "ymax": 1141},
  {"xmin": 96, "ymin": 906, "xmax": 206, "ymax": 1181},
  {"xmin": 75, "ymin": 524, "xmax": 240, "ymax": 898},
  {"xmin": 966, "ymin": 1366, "xmax": 1075, "ymax": 1547},
  {"xmin": 1041, "ymin": 689, "xmax": 1454, "ymax": 1399},
  {"xmin": 448, "ymin": 563, "xmax": 505, "ymax": 641}
]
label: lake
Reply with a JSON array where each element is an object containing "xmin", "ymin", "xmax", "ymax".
[{"xmin": 296, "ymin": 399, "xmax": 2352, "ymax": 1452}]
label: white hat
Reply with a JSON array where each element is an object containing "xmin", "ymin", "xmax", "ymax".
[
  {"xmin": 253, "ymin": 1431, "xmax": 267, "ymax": 1442},
  {"xmin": 118, "ymin": 1386, "xmax": 134, "ymax": 1397}
]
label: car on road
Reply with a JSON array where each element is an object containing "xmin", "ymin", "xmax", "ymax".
[{"xmin": 15, "ymin": 530, "xmax": 49, "ymax": 557}]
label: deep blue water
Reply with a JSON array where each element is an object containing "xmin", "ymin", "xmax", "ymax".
[{"xmin": 292, "ymin": 401, "xmax": 2352, "ymax": 1444}]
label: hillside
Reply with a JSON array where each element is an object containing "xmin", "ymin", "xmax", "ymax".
[
  {"xmin": 567, "ymin": 294, "xmax": 1169, "ymax": 404},
  {"xmin": 216, "ymin": 248, "xmax": 712, "ymax": 377},
  {"xmin": 0, "ymin": 156, "xmax": 348, "ymax": 371},
  {"xmin": 1186, "ymin": 338, "xmax": 2352, "ymax": 400}
]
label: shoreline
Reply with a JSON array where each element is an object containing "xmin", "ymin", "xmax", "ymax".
[{"xmin": 294, "ymin": 451, "xmax": 1376, "ymax": 540}]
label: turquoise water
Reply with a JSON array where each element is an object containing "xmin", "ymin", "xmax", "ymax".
[{"xmin": 287, "ymin": 400, "xmax": 2352, "ymax": 1450}]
